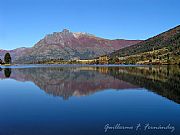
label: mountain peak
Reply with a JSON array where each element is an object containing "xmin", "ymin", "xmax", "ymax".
[
  {"xmin": 62, "ymin": 29, "xmax": 70, "ymax": 34},
  {"xmin": 45, "ymin": 29, "xmax": 96, "ymax": 39},
  {"xmin": 73, "ymin": 32, "xmax": 96, "ymax": 38}
]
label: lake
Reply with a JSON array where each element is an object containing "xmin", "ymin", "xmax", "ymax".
[{"xmin": 0, "ymin": 65, "xmax": 179, "ymax": 135}]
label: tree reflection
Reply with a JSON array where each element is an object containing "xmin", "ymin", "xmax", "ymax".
[{"xmin": 4, "ymin": 68, "xmax": 11, "ymax": 78}]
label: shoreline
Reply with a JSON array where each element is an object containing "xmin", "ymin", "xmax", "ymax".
[{"xmin": 0, "ymin": 63, "xmax": 179, "ymax": 69}]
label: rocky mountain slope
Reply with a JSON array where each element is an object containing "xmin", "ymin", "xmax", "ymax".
[
  {"xmin": 110, "ymin": 25, "xmax": 180, "ymax": 64},
  {"xmin": 0, "ymin": 29, "xmax": 141, "ymax": 63}
]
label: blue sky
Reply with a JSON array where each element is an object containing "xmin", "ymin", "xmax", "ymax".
[{"xmin": 0, "ymin": 0, "xmax": 180, "ymax": 50}]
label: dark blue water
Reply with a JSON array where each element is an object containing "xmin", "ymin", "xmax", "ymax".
[{"xmin": 0, "ymin": 65, "xmax": 179, "ymax": 135}]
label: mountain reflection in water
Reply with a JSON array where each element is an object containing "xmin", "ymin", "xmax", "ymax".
[{"xmin": 0, "ymin": 65, "xmax": 179, "ymax": 104}]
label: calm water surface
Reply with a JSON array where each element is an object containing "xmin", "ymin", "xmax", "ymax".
[{"xmin": 0, "ymin": 65, "xmax": 179, "ymax": 135}]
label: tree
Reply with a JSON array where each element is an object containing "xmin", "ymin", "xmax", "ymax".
[{"xmin": 4, "ymin": 53, "xmax": 11, "ymax": 64}]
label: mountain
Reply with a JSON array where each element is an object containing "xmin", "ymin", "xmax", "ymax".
[
  {"xmin": 110, "ymin": 25, "xmax": 180, "ymax": 64},
  {"xmin": 0, "ymin": 29, "xmax": 141, "ymax": 64}
]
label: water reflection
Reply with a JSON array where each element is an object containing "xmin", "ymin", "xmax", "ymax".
[
  {"xmin": 4, "ymin": 68, "xmax": 11, "ymax": 78},
  {"xmin": 0, "ymin": 65, "xmax": 179, "ymax": 103},
  {"xmin": 108, "ymin": 66, "xmax": 180, "ymax": 104}
]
